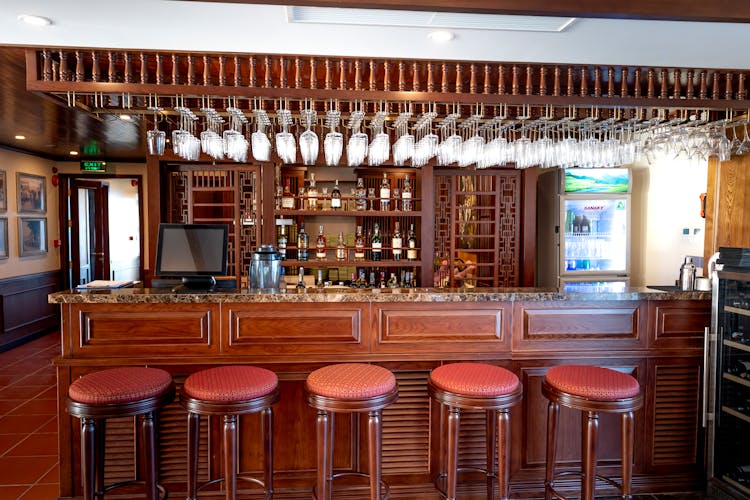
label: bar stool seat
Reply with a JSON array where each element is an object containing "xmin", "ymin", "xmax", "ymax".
[
  {"xmin": 305, "ymin": 363, "xmax": 398, "ymax": 500},
  {"xmin": 428, "ymin": 363, "xmax": 523, "ymax": 500},
  {"xmin": 181, "ymin": 365, "xmax": 280, "ymax": 500},
  {"xmin": 543, "ymin": 365, "xmax": 643, "ymax": 500},
  {"xmin": 67, "ymin": 366, "xmax": 175, "ymax": 500}
]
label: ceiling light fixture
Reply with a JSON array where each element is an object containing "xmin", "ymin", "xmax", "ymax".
[
  {"xmin": 428, "ymin": 30, "xmax": 455, "ymax": 43},
  {"xmin": 14, "ymin": 135, "xmax": 26, "ymax": 140},
  {"xmin": 17, "ymin": 14, "xmax": 53, "ymax": 27},
  {"xmin": 69, "ymin": 151, "xmax": 79, "ymax": 156},
  {"xmin": 119, "ymin": 114, "xmax": 132, "ymax": 121}
]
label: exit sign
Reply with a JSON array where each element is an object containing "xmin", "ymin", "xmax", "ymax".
[{"xmin": 80, "ymin": 161, "xmax": 107, "ymax": 172}]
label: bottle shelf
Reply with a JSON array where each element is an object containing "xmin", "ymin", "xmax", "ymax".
[
  {"xmin": 726, "ymin": 305, "xmax": 750, "ymax": 317},
  {"xmin": 722, "ymin": 405, "xmax": 750, "ymax": 425},
  {"xmin": 723, "ymin": 372, "xmax": 750, "ymax": 389},
  {"xmin": 275, "ymin": 209, "xmax": 421, "ymax": 217},
  {"xmin": 282, "ymin": 259, "xmax": 421, "ymax": 268},
  {"xmin": 724, "ymin": 339, "xmax": 750, "ymax": 353}
]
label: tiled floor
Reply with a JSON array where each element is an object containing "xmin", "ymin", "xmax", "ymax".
[{"xmin": 0, "ymin": 332, "xmax": 60, "ymax": 499}]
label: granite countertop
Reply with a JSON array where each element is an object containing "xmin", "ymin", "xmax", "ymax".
[{"xmin": 48, "ymin": 286, "xmax": 711, "ymax": 304}]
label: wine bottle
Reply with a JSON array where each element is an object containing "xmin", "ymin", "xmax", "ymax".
[
  {"xmin": 281, "ymin": 179, "xmax": 295, "ymax": 209},
  {"xmin": 379, "ymin": 172, "xmax": 390, "ymax": 211},
  {"xmin": 402, "ymin": 174, "xmax": 412, "ymax": 211},
  {"xmin": 297, "ymin": 223, "xmax": 309, "ymax": 261},
  {"xmin": 296, "ymin": 267, "xmax": 306, "ymax": 289},
  {"xmin": 277, "ymin": 225, "xmax": 287, "ymax": 260},
  {"xmin": 391, "ymin": 221, "xmax": 403, "ymax": 261},
  {"xmin": 315, "ymin": 225, "xmax": 327, "ymax": 260},
  {"xmin": 336, "ymin": 231, "xmax": 346, "ymax": 262},
  {"xmin": 371, "ymin": 223, "xmax": 382, "ymax": 261},
  {"xmin": 407, "ymin": 223, "xmax": 418, "ymax": 261},
  {"xmin": 331, "ymin": 179, "xmax": 342, "ymax": 210},
  {"xmin": 354, "ymin": 226, "xmax": 365, "ymax": 261},
  {"xmin": 355, "ymin": 177, "xmax": 367, "ymax": 211},
  {"xmin": 307, "ymin": 173, "xmax": 318, "ymax": 211}
]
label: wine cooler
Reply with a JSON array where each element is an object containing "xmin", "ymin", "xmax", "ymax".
[{"xmin": 707, "ymin": 248, "xmax": 750, "ymax": 499}]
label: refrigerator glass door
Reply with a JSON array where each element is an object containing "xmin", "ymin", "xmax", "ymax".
[{"xmin": 560, "ymin": 196, "xmax": 629, "ymax": 276}]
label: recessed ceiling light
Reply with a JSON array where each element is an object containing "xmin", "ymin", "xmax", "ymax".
[
  {"xmin": 119, "ymin": 114, "xmax": 132, "ymax": 121},
  {"xmin": 428, "ymin": 30, "xmax": 455, "ymax": 43},
  {"xmin": 17, "ymin": 14, "xmax": 53, "ymax": 27},
  {"xmin": 69, "ymin": 151, "xmax": 79, "ymax": 156},
  {"xmin": 14, "ymin": 135, "xmax": 26, "ymax": 140}
]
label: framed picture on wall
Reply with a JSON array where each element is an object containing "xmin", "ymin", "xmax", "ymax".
[
  {"xmin": 17, "ymin": 172, "xmax": 46, "ymax": 213},
  {"xmin": 0, "ymin": 218, "xmax": 7, "ymax": 259},
  {"xmin": 19, "ymin": 217, "xmax": 47, "ymax": 256},
  {"xmin": 0, "ymin": 171, "xmax": 7, "ymax": 212}
]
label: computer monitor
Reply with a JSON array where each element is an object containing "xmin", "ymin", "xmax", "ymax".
[{"xmin": 154, "ymin": 223, "xmax": 229, "ymax": 291}]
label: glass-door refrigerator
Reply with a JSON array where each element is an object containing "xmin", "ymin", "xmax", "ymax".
[
  {"xmin": 557, "ymin": 168, "xmax": 631, "ymax": 291},
  {"xmin": 707, "ymin": 248, "xmax": 750, "ymax": 499}
]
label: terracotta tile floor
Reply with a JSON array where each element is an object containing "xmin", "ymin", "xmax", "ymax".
[{"xmin": 0, "ymin": 332, "xmax": 60, "ymax": 499}]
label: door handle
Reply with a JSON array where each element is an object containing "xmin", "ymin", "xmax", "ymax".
[{"xmin": 90, "ymin": 252, "xmax": 105, "ymax": 256}]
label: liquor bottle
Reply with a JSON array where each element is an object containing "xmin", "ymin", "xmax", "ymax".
[
  {"xmin": 371, "ymin": 223, "xmax": 382, "ymax": 261},
  {"xmin": 387, "ymin": 273, "xmax": 398, "ymax": 288},
  {"xmin": 357, "ymin": 269, "xmax": 367, "ymax": 288},
  {"xmin": 315, "ymin": 225, "xmax": 327, "ymax": 260},
  {"xmin": 275, "ymin": 183, "xmax": 282, "ymax": 210},
  {"xmin": 307, "ymin": 173, "xmax": 318, "ymax": 210},
  {"xmin": 407, "ymin": 223, "xmax": 418, "ymax": 261},
  {"xmin": 379, "ymin": 172, "xmax": 391, "ymax": 211},
  {"xmin": 401, "ymin": 174, "xmax": 412, "ymax": 211},
  {"xmin": 336, "ymin": 232, "xmax": 346, "ymax": 262},
  {"xmin": 355, "ymin": 177, "xmax": 367, "ymax": 211},
  {"xmin": 281, "ymin": 179, "xmax": 295, "ymax": 209},
  {"xmin": 380, "ymin": 271, "xmax": 386, "ymax": 288},
  {"xmin": 391, "ymin": 221, "xmax": 403, "ymax": 261},
  {"xmin": 331, "ymin": 179, "xmax": 342, "ymax": 210},
  {"xmin": 296, "ymin": 267, "xmax": 306, "ymax": 289},
  {"xmin": 369, "ymin": 271, "xmax": 376, "ymax": 288},
  {"xmin": 354, "ymin": 226, "xmax": 365, "ymax": 261},
  {"xmin": 277, "ymin": 225, "xmax": 287, "ymax": 260},
  {"xmin": 297, "ymin": 223, "xmax": 309, "ymax": 261}
]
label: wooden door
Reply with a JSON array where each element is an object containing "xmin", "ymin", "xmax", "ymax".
[
  {"xmin": 68, "ymin": 179, "xmax": 110, "ymax": 286},
  {"xmin": 704, "ymin": 155, "xmax": 750, "ymax": 268}
]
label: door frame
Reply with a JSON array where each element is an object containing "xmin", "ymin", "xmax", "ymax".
[{"xmin": 58, "ymin": 173, "xmax": 144, "ymax": 290}]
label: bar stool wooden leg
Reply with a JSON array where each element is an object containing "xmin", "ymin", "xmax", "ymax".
[
  {"xmin": 621, "ymin": 411, "xmax": 635, "ymax": 500},
  {"xmin": 316, "ymin": 410, "xmax": 331, "ymax": 500},
  {"xmin": 187, "ymin": 412, "xmax": 200, "ymax": 500},
  {"xmin": 582, "ymin": 411, "xmax": 599, "ymax": 500},
  {"xmin": 81, "ymin": 417, "xmax": 96, "ymax": 500},
  {"xmin": 262, "ymin": 407, "xmax": 274, "ymax": 497},
  {"xmin": 544, "ymin": 400, "xmax": 559, "ymax": 500},
  {"xmin": 446, "ymin": 406, "xmax": 460, "ymax": 500},
  {"xmin": 367, "ymin": 410, "xmax": 383, "ymax": 500},
  {"xmin": 497, "ymin": 409, "xmax": 511, "ymax": 500},
  {"xmin": 143, "ymin": 412, "xmax": 158, "ymax": 500},
  {"xmin": 223, "ymin": 415, "xmax": 238, "ymax": 500},
  {"xmin": 486, "ymin": 411, "xmax": 497, "ymax": 500},
  {"xmin": 94, "ymin": 419, "xmax": 105, "ymax": 498}
]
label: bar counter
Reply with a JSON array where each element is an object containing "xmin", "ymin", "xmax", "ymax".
[{"xmin": 50, "ymin": 287, "xmax": 711, "ymax": 499}]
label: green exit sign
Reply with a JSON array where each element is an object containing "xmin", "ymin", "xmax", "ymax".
[{"xmin": 80, "ymin": 161, "xmax": 107, "ymax": 172}]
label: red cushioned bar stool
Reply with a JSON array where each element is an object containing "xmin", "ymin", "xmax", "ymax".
[
  {"xmin": 428, "ymin": 362, "xmax": 523, "ymax": 500},
  {"xmin": 542, "ymin": 365, "xmax": 644, "ymax": 500},
  {"xmin": 66, "ymin": 366, "xmax": 175, "ymax": 500},
  {"xmin": 305, "ymin": 363, "xmax": 399, "ymax": 500},
  {"xmin": 180, "ymin": 365, "xmax": 280, "ymax": 500}
]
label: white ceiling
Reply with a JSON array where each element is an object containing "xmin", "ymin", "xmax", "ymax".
[{"xmin": 1, "ymin": 0, "xmax": 749, "ymax": 69}]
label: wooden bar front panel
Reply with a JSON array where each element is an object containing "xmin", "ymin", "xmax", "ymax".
[
  {"xmin": 648, "ymin": 299, "xmax": 711, "ymax": 349},
  {"xmin": 372, "ymin": 302, "xmax": 510, "ymax": 355},
  {"xmin": 513, "ymin": 301, "xmax": 646, "ymax": 353},
  {"xmin": 223, "ymin": 302, "xmax": 369, "ymax": 355},
  {"xmin": 69, "ymin": 303, "xmax": 218, "ymax": 357}
]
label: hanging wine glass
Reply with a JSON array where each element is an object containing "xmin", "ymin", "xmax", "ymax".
[
  {"xmin": 251, "ymin": 108, "xmax": 272, "ymax": 162},
  {"xmin": 413, "ymin": 110, "xmax": 438, "ymax": 168},
  {"xmin": 368, "ymin": 110, "xmax": 389, "ymax": 166},
  {"xmin": 346, "ymin": 110, "xmax": 368, "ymax": 167},
  {"xmin": 392, "ymin": 111, "xmax": 414, "ymax": 166},
  {"xmin": 324, "ymin": 109, "xmax": 343, "ymax": 166},
  {"xmin": 146, "ymin": 97, "xmax": 165, "ymax": 156},
  {"xmin": 299, "ymin": 105, "xmax": 319, "ymax": 166},
  {"xmin": 275, "ymin": 108, "xmax": 296, "ymax": 164}
]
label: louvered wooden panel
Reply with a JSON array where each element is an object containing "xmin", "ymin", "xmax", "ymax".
[
  {"xmin": 457, "ymin": 411, "xmax": 494, "ymax": 469},
  {"xmin": 653, "ymin": 364, "xmax": 701, "ymax": 464},
  {"xmin": 382, "ymin": 371, "xmax": 430, "ymax": 474},
  {"xmin": 158, "ymin": 399, "xmax": 209, "ymax": 485},
  {"xmin": 103, "ymin": 417, "xmax": 136, "ymax": 485}
]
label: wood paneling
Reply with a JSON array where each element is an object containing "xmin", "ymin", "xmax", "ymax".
[
  {"xmin": 70, "ymin": 303, "xmax": 218, "ymax": 357},
  {"xmin": 372, "ymin": 302, "xmax": 510, "ymax": 355},
  {"xmin": 0, "ymin": 270, "xmax": 61, "ymax": 352},
  {"xmin": 224, "ymin": 302, "xmax": 368, "ymax": 355},
  {"xmin": 649, "ymin": 300, "xmax": 711, "ymax": 349},
  {"xmin": 704, "ymin": 155, "xmax": 750, "ymax": 268}
]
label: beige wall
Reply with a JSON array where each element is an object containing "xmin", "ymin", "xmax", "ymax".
[
  {"xmin": 630, "ymin": 155, "xmax": 708, "ymax": 286},
  {"xmin": 0, "ymin": 149, "xmax": 59, "ymax": 279}
]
